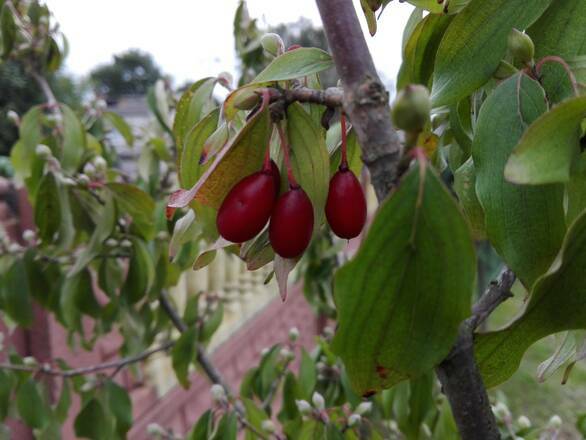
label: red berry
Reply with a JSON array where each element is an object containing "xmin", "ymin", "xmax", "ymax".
[
  {"xmin": 325, "ymin": 168, "xmax": 367, "ymax": 239},
  {"xmin": 269, "ymin": 160, "xmax": 281, "ymax": 197},
  {"xmin": 269, "ymin": 186, "xmax": 314, "ymax": 258},
  {"xmin": 216, "ymin": 171, "xmax": 276, "ymax": 243}
]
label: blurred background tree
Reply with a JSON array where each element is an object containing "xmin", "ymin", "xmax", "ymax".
[{"xmin": 90, "ymin": 49, "xmax": 162, "ymax": 102}]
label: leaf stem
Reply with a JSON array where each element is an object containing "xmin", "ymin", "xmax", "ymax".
[{"xmin": 276, "ymin": 122, "xmax": 299, "ymax": 189}]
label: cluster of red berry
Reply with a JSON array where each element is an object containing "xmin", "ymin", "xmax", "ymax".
[{"xmin": 216, "ymin": 114, "xmax": 367, "ymax": 259}]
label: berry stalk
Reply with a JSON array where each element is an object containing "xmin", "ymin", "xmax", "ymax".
[
  {"xmin": 340, "ymin": 112, "xmax": 349, "ymax": 171},
  {"xmin": 276, "ymin": 123, "xmax": 299, "ymax": 189}
]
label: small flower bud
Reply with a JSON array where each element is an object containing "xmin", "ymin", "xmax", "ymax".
[
  {"xmin": 279, "ymin": 347, "xmax": 294, "ymax": 361},
  {"xmin": 347, "ymin": 413, "xmax": 361, "ymax": 427},
  {"xmin": 96, "ymin": 99, "xmax": 107, "ymax": 111},
  {"xmin": 492, "ymin": 402, "xmax": 510, "ymax": 421},
  {"xmin": 288, "ymin": 327, "xmax": 299, "ymax": 342},
  {"xmin": 217, "ymin": 72, "xmax": 233, "ymax": 90},
  {"xmin": 233, "ymin": 90, "xmax": 260, "ymax": 110},
  {"xmin": 35, "ymin": 144, "xmax": 52, "ymax": 159},
  {"xmin": 508, "ymin": 29, "xmax": 534, "ymax": 66},
  {"xmin": 57, "ymin": 256, "xmax": 70, "ymax": 264},
  {"xmin": 80, "ymin": 381, "xmax": 95, "ymax": 393},
  {"xmin": 156, "ymin": 231, "xmax": 169, "ymax": 241},
  {"xmin": 391, "ymin": 85, "xmax": 431, "ymax": 132},
  {"xmin": 0, "ymin": 332, "xmax": 4, "ymax": 351},
  {"xmin": 548, "ymin": 415, "xmax": 562, "ymax": 430},
  {"xmin": 261, "ymin": 33, "xmax": 285, "ymax": 57},
  {"xmin": 8, "ymin": 243, "xmax": 21, "ymax": 253},
  {"xmin": 22, "ymin": 229, "xmax": 35, "ymax": 243},
  {"xmin": 260, "ymin": 347, "xmax": 270, "ymax": 357},
  {"xmin": 120, "ymin": 239, "xmax": 133, "ymax": 249},
  {"xmin": 23, "ymin": 356, "xmax": 37, "ymax": 366},
  {"xmin": 355, "ymin": 401, "xmax": 373, "ymax": 415},
  {"xmin": 59, "ymin": 176, "xmax": 77, "ymax": 187},
  {"xmin": 146, "ymin": 423, "xmax": 166, "ymax": 435},
  {"xmin": 77, "ymin": 174, "xmax": 90, "ymax": 186},
  {"xmin": 105, "ymin": 238, "xmax": 118, "ymax": 247},
  {"xmin": 295, "ymin": 400, "xmax": 312, "ymax": 415},
  {"xmin": 83, "ymin": 162, "xmax": 96, "ymax": 177},
  {"xmin": 323, "ymin": 326, "xmax": 334, "ymax": 339},
  {"xmin": 517, "ymin": 415, "xmax": 531, "ymax": 430},
  {"xmin": 7, "ymin": 110, "xmax": 19, "ymax": 125},
  {"xmin": 261, "ymin": 420, "xmax": 276, "ymax": 433},
  {"xmin": 210, "ymin": 384, "xmax": 226, "ymax": 402},
  {"xmin": 93, "ymin": 156, "xmax": 107, "ymax": 172},
  {"xmin": 312, "ymin": 392, "xmax": 325, "ymax": 410}
]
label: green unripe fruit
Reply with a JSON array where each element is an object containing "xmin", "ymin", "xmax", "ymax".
[
  {"xmin": 232, "ymin": 89, "xmax": 259, "ymax": 110},
  {"xmin": 261, "ymin": 33, "xmax": 284, "ymax": 57},
  {"xmin": 508, "ymin": 29, "xmax": 534, "ymax": 66},
  {"xmin": 392, "ymin": 85, "xmax": 431, "ymax": 132}
]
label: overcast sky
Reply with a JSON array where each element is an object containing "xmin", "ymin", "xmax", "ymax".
[{"xmin": 46, "ymin": 0, "xmax": 413, "ymax": 89}]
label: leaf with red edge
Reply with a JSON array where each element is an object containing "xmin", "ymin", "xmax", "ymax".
[{"xmin": 167, "ymin": 94, "xmax": 271, "ymax": 210}]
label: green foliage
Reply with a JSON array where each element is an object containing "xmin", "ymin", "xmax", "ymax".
[{"xmin": 472, "ymin": 74, "xmax": 566, "ymax": 287}]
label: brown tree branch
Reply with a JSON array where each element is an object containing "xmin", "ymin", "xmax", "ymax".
[
  {"xmin": 315, "ymin": 1, "xmax": 504, "ymax": 439},
  {"xmin": 316, "ymin": 0, "xmax": 402, "ymax": 202},
  {"xmin": 436, "ymin": 268, "xmax": 515, "ymax": 440},
  {"xmin": 263, "ymin": 85, "xmax": 344, "ymax": 108}
]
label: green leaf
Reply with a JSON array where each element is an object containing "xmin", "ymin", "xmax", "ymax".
[
  {"xmin": 61, "ymin": 268, "xmax": 99, "ymax": 330},
  {"xmin": 189, "ymin": 410, "xmax": 212, "ymax": 440},
  {"xmin": 453, "ymin": 158, "xmax": 485, "ymax": 240},
  {"xmin": 107, "ymin": 183, "xmax": 155, "ymax": 240},
  {"xmin": 329, "ymin": 129, "xmax": 362, "ymax": 178},
  {"xmin": 168, "ymin": 98, "xmax": 271, "ymax": 210},
  {"xmin": 11, "ymin": 106, "xmax": 43, "ymax": 184},
  {"xmin": 476, "ymin": 210, "xmax": 586, "ymax": 387},
  {"xmin": 431, "ymin": 0, "xmax": 552, "ymax": 106},
  {"xmin": 332, "ymin": 161, "xmax": 475, "ymax": 395},
  {"xmin": 298, "ymin": 420, "xmax": 325, "ymax": 439},
  {"xmin": 449, "ymin": 97, "xmax": 473, "ymax": 156},
  {"xmin": 74, "ymin": 398, "xmax": 109, "ymax": 440},
  {"xmin": 35, "ymin": 172, "xmax": 61, "ymax": 242},
  {"xmin": 60, "ymin": 104, "xmax": 87, "ymax": 172},
  {"xmin": 122, "ymin": 237, "xmax": 155, "ymax": 304},
  {"xmin": 45, "ymin": 37, "xmax": 62, "ymax": 72},
  {"xmin": 397, "ymin": 13, "xmax": 453, "ymax": 90},
  {"xmin": 16, "ymin": 380, "xmax": 47, "ymax": 429},
  {"xmin": 54, "ymin": 380, "xmax": 71, "ymax": 423},
  {"xmin": 2, "ymin": 259, "xmax": 33, "ymax": 326},
  {"xmin": 171, "ymin": 326, "xmax": 197, "ymax": 388},
  {"xmin": 0, "ymin": 370, "xmax": 14, "ymax": 420},
  {"xmin": 105, "ymin": 381, "xmax": 132, "ymax": 437},
  {"xmin": 242, "ymin": 398, "xmax": 268, "ymax": 433},
  {"xmin": 472, "ymin": 75, "xmax": 566, "ymax": 287},
  {"xmin": 212, "ymin": 412, "xmax": 238, "ymax": 440},
  {"xmin": 254, "ymin": 48, "xmax": 333, "ymax": 83},
  {"xmin": 504, "ymin": 96, "xmax": 586, "ymax": 185},
  {"xmin": 405, "ymin": 0, "xmax": 470, "ymax": 13},
  {"xmin": 103, "ymin": 111, "xmax": 134, "ymax": 146},
  {"xmin": 173, "ymin": 77, "xmax": 216, "ymax": 150},
  {"xmin": 286, "ymin": 103, "xmax": 330, "ymax": 230},
  {"xmin": 528, "ymin": 0, "xmax": 586, "ymax": 104},
  {"xmin": 200, "ymin": 303, "xmax": 224, "ymax": 342},
  {"xmin": 567, "ymin": 155, "xmax": 586, "ymax": 225},
  {"xmin": 69, "ymin": 194, "xmax": 115, "ymax": 276},
  {"xmin": 299, "ymin": 349, "xmax": 316, "ymax": 399},
  {"xmin": 179, "ymin": 108, "xmax": 219, "ymax": 188},
  {"xmin": 0, "ymin": 4, "xmax": 15, "ymax": 58}
]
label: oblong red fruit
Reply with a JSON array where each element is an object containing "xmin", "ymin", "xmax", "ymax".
[
  {"xmin": 325, "ymin": 169, "xmax": 367, "ymax": 239},
  {"xmin": 269, "ymin": 186, "xmax": 314, "ymax": 258},
  {"xmin": 269, "ymin": 160, "xmax": 281, "ymax": 197},
  {"xmin": 216, "ymin": 171, "xmax": 276, "ymax": 243}
]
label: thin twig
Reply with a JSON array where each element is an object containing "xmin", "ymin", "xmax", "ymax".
[
  {"xmin": 470, "ymin": 268, "xmax": 516, "ymax": 330},
  {"xmin": 0, "ymin": 341, "xmax": 174, "ymax": 378}
]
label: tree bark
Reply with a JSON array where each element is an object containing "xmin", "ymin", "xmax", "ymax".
[
  {"xmin": 315, "ymin": 0, "xmax": 402, "ymax": 201},
  {"xmin": 315, "ymin": 1, "xmax": 501, "ymax": 438}
]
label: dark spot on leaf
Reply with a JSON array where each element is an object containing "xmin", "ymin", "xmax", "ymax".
[
  {"xmin": 376, "ymin": 365, "xmax": 389, "ymax": 379},
  {"xmin": 362, "ymin": 390, "xmax": 377, "ymax": 398}
]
